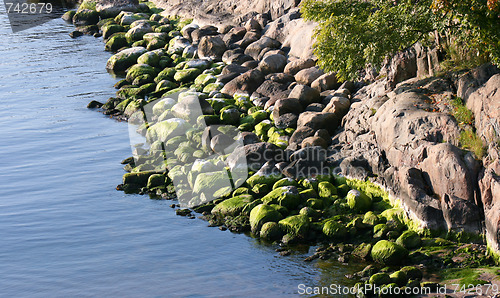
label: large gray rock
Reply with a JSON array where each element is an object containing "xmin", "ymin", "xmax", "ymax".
[
  {"xmin": 284, "ymin": 58, "xmax": 316, "ymax": 76},
  {"xmin": 221, "ymin": 69, "xmax": 265, "ymax": 96},
  {"xmin": 244, "ymin": 36, "xmax": 281, "ymax": 60},
  {"xmin": 295, "ymin": 67, "xmax": 324, "ymax": 86},
  {"xmin": 226, "ymin": 142, "xmax": 285, "ymax": 172},
  {"xmin": 258, "ymin": 54, "xmax": 287, "ymax": 75},
  {"xmin": 272, "ymin": 98, "xmax": 302, "ymax": 119},
  {"xmin": 96, "ymin": 0, "xmax": 139, "ymax": 18},
  {"xmin": 106, "ymin": 46, "xmax": 147, "ymax": 72},
  {"xmin": 297, "ymin": 112, "xmax": 339, "ymax": 134},
  {"xmin": 289, "ymin": 84, "xmax": 321, "ymax": 107}
]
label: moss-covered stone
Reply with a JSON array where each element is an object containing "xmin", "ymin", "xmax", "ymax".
[
  {"xmin": 389, "ymin": 270, "xmax": 408, "ymax": 286},
  {"xmin": 318, "ymin": 181, "xmax": 337, "ymax": 198},
  {"xmin": 246, "ymin": 171, "xmax": 283, "ymax": 188},
  {"xmin": 123, "ymin": 171, "xmax": 156, "ymax": 186},
  {"xmin": 271, "ymin": 178, "xmax": 298, "ymax": 189},
  {"xmin": 363, "ymin": 211, "xmax": 381, "ymax": 226},
  {"xmin": 194, "ymin": 73, "xmax": 216, "ymax": 86},
  {"xmin": 220, "ymin": 107, "xmax": 240, "ymax": 125},
  {"xmin": 373, "ymin": 223, "xmax": 389, "ymax": 238},
  {"xmin": 396, "ymin": 230, "xmax": 421, "ymax": 249},
  {"xmin": 146, "ymin": 118, "xmax": 192, "ymax": 143},
  {"xmin": 73, "ymin": 9, "xmax": 99, "ymax": 26},
  {"xmin": 173, "ymin": 68, "xmax": 202, "ymax": 83},
  {"xmin": 371, "ymin": 240, "xmax": 408, "ymax": 265},
  {"xmin": 346, "ymin": 189, "xmax": 372, "ymax": 213},
  {"xmin": 352, "ymin": 243, "xmax": 372, "ymax": 260},
  {"xmin": 337, "ymin": 184, "xmax": 350, "ymax": 197},
  {"xmin": 400, "ymin": 266, "xmax": 423, "ymax": 280},
  {"xmin": 279, "ymin": 215, "xmax": 310, "ymax": 237},
  {"xmin": 126, "ymin": 64, "xmax": 158, "ymax": 83},
  {"xmin": 260, "ymin": 222, "xmax": 283, "ymax": 241},
  {"xmin": 137, "ymin": 51, "xmax": 160, "ymax": 66},
  {"xmin": 211, "ymin": 194, "xmax": 254, "ymax": 217},
  {"xmin": 155, "ymin": 80, "xmax": 177, "ymax": 92},
  {"xmin": 147, "ymin": 173, "xmax": 165, "ymax": 189},
  {"xmin": 249, "ymin": 204, "xmax": 283, "ymax": 233},
  {"xmin": 203, "ymin": 82, "xmax": 224, "ymax": 93},
  {"xmin": 155, "ymin": 67, "xmax": 176, "ymax": 83},
  {"xmin": 369, "ymin": 273, "xmax": 392, "ymax": 286},
  {"xmin": 105, "ymin": 32, "xmax": 128, "ymax": 52},
  {"xmin": 102, "ymin": 24, "xmax": 125, "ymax": 40},
  {"xmin": 261, "ymin": 186, "xmax": 301, "ymax": 210},
  {"xmin": 322, "ymin": 219, "xmax": 347, "ymax": 239}
]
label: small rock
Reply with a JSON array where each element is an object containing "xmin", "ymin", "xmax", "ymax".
[{"xmin": 295, "ymin": 67, "xmax": 324, "ymax": 85}]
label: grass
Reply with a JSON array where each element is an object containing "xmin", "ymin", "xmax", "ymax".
[
  {"xmin": 441, "ymin": 268, "xmax": 489, "ymax": 286},
  {"xmin": 460, "ymin": 129, "xmax": 486, "ymax": 159},
  {"xmin": 450, "ymin": 97, "xmax": 474, "ymax": 126}
]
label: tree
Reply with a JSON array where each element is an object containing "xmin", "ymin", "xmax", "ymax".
[{"xmin": 301, "ymin": 0, "xmax": 500, "ymax": 81}]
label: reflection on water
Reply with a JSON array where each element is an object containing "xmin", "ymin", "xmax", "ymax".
[{"xmin": 0, "ymin": 8, "xmax": 361, "ymax": 297}]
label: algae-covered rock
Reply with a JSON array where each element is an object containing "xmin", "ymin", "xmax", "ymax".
[
  {"xmin": 192, "ymin": 171, "xmax": 232, "ymax": 198},
  {"xmin": 261, "ymin": 186, "xmax": 301, "ymax": 210},
  {"xmin": 73, "ymin": 9, "xmax": 99, "ymax": 26},
  {"xmin": 106, "ymin": 47, "xmax": 147, "ymax": 71},
  {"xmin": 246, "ymin": 171, "xmax": 283, "ymax": 188},
  {"xmin": 337, "ymin": 184, "xmax": 350, "ymax": 197},
  {"xmin": 318, "ymin": 181, "xmax": 337, "ymax": 198},
  {"xmin": 369, "ymin": 273, "xmax": 392, "ymax": 286},
  {"xmin": 123, "ymin": 171, "xmax": 156, "ymax": 186},
  {"xmin": 126, "ymin": 64, "xmax": 157, "ymax": 83},
  {"xmin": 389, "ymin": 270, "xmax": 408, "ymax": 286},
  {"xmin": 400, "ymin": 266, "xmax": 423, "ymax": 280},
  {"xmin": 147, "ymin": 174, "xmax": 165, "ymax": 189},
  {"xmin": 307, "ymin": 198, "xmax": 324, "ymax": 209},
  {"xmin": 250, "ymin": 204, "xmax": 283, "ymax": 233},
  {"xmin": 174, "ymin": 68, "xmax": 203, "ymax": 83},
  {"xmin": 211, "ymin": 194, "xmax": 254, "ymax": 217},
  {"xmin": 279, "ymin": 214, "xmax": 310, "ymax": 237},
  {"xmin": 346, "ymin": 189, "xmax": 372, "ymax": 212},
  {"xmin": 396, "ymin": 230, "xmax": 421, "ymax": 249},
  {"xmin": 102, "ymin": 24, "xmax": 125, "ymax": 40},
  {"xmin": 363, "ymin": 211, "xmax": 381, "ymax": 226},
  {"xmin": 194, "ymin": 73, "xmax": 216, "ymax": 86},
  {"xmin": 322, "ymin": 220, "xmax": 347, "ymax": 239},
  {"xmin": 146, "ymin": 118, "xmax": 192, "ymax": 143},
  {"xmin": 272, "ymin": 178, "xmax": 300, "ymax": 190},
  {"xmin": 260, "ymin": 222, "xmax": 283, "ymax": 241},
  {"xmin": 299, "ymin": 189, "xmax": 318, "ymax": 201},
  {"xmin": 105, "ymin": 32, "xmax": 128, "ymax": 52},
  {"xmin": 371, "ymin": 240, "xmax": 408, "ymax": 265},
  {"xmin": 299, "ymin": 206, "xmax": 320, "ymax": 218},
  {"xmin": 352, "ymin": 243, "xmax": 372, "ymax": 260},
  {"xmin": 137, "ymin": 51, "xmax": 160, "ymax": 66},
  {"xmin": 155, "ymin": 67, "xmax": 176, "ymax": 83}
]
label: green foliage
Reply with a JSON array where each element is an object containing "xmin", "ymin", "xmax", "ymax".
[
  {"xmin": 460, "ymin": 129, "xmax": 486, "ymax": 159},
  {"xmin": 301, "ymin": 0, "xmax": 500, "ymax": 81},
  {"xmin": 450, "ymin": 97, "xmax": 474, "ymax": 125}
]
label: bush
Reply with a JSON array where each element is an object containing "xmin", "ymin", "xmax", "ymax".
[{"xmin": 301, "ymin": 0, "xmax": 500, "ymax": 81}]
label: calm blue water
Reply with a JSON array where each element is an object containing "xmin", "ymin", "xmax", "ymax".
[{"xmin": 0, "ymin": 10, "xmax": 361, "ymax": 297}]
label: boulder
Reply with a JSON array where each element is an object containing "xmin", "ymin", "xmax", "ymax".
[
  {"xmin": 96, "ymin": 0, "xmax": 139, "ymax": 18},
  {"xmin": 198, "ymin": 35, "xmax": 226, "ymax": 58},
  {"xmin": 102, "ymin": 24, "xmax": 125, "ymax": 40},
  {"xmin": 323, "ymin": 220, "xmax": 347, "ymax": 239},
  {"xmin": 295, "ymin": 67, "xmax": 324, "ymax": 86},
  {"xmin": 126, "ymin": 64, "xmax": 157, "ymax": 82},
  {"xmin": 262, "ymin": 186, "xmax": 301, "ymax": 210},
  {"xmin": 191, "ymin": 25, "xmax": 219, "ymax": 43},
  {"xmin": 244, "ymin": 36, "xmax": 281, "ymax": 60},
  {"xmin": 346, "ymin": 189, "xmax": 372, "ymax": 212},
  {"xmin": 278, "ymin": 215, "xmax": 310, "ymax": 237},
  {"xmin": 226, "ymin": 142, "xmax": 285, "ymax": 172},
  {"xmin": 104, "ymin": 33, "xmax": 128, "ymax": 52},
  {"xmin": 260, "ymin": 222, "xmax": 283, "ymax": 240},
  {"xmin": 274, "ymin": 113, "xmax": 298, "ymax": 129},
  {"xmin": 221, "ymin": 69, "xmax": 265, "ymax": 96},
  {"xmin": 371, "ymin": 240, "xmax": 408, "ymax": 265},
  {"xmin": 258, "ymin": 54, "xmax": 287, "ymax": 75},
  {"xmin": 311, "ymin": 73, "xmax": 339, "ymax": 92},
  {"xmin": 73, "ymin": 9, "xmax": 99, "ymax": 26},
  {"xmin": 322, "ymin": 96, "xmax": 350, "ymax": 115},
  {"xmin": 125, "ymin": 22, "xmax": 153, "ymax": 43},
  {"xmin": 396, "ymin": 230, "xmax": 421, "ymax": 249},
  {"xmin": 289, "ymin": 84, "xmax": 321, "ymax": 107},
  {"xmin": 284, "ymin": 58, "xmax": 316, "ymax": 76},
  {"xmin": 211, "ymin": 195, "xmax": 254, "ymax": 217},
  {"xmin": 297, "ymin": 112, "xmax": 339, "ymax": 134},
  {"xmin": 146, "ymin": 118, "xmax": 192, "ymax": 143},
  {"xmin": 250, "ymin": 204, "xmax": 283, "ymax": 233},
  {"xmin": 272, "ymin": 98, "xmax": 302, "ymax": 119}
]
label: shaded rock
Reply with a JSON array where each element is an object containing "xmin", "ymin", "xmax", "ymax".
[
  {"xmin": 226, "ymin": 142, "xmax": 285, "ymax": 172},
  {"xmin": 73, "ymin": 9, "xmax": 99, "ymax": 26},
  {"xmin": 106, "ymin": 47, "xmax": 147, "ymax": 71},
  {"xmin": 311, "ymin": 72, "xmax": 339, "ymax": 92},
  {"xmin": 96, "ymin": 0, "xmax": 139, "ymax": 18},
  {"xmin": 221, "ymin": 69, "xmax": 265, "ymax": 96},
  {"xmin": 191, "ymin": 25, "xmax": 219, "ymax": 43},
  {"xmin": 221, "ymin": 63, "xmax": 249, "ymax": 75},
  {"xmin": 297, "ymin": 112, "xmax": 339, "ymax": 134},
  {"xmin": 288, "ymin": 126, "xmax": 316, "ymax": 150},
  {"xmin": 244, "ymin": 36, "xmax": 281, "ymax": 60},
  {"xmin": 272, "ymin": 98, "xmax": 302, "ymax": 119},
  {"xmin": 301, "ymin": 136, "xmax": 327, "ymax": 149},
  {"xmin": 253, "ymin": 80, "xmax": 291, "ymax": 104},
  {"xmin": 304, "ymin": 103, "xmax": 324, "ymax": 112},
  {"xmin": 236, "ymin": 31, "xmax": 261, "ymax": 49},
  {"xmin": 284, "ymin": 58, "xmax": 315, "ymax": 76},
  {"xmin": 274, "ymin": 113, "xmax": 298, "ymax": 129},
  {"xmin": 258, "ymin": 54, "xmax": 287, "ymax": 75}
]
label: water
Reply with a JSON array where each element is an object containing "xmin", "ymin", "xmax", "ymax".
[{"xmin": 0, "ymin": 11, "xmax": 363, "ymax": 297}]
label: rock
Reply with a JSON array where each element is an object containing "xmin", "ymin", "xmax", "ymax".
[
  {"xmin": 173, "ymin": 68, "xmax": 203, "ymax": 83},
  {"xmin": 274, "ymin": 113, "xmax": 298, "ymax": 129},
  {"xmin": 217, "ymin": 73, "xmax": 240, "ymax": 85},
  {"xmin": 288, "ymin": 126, "xmax": 316, "ymax": 150},
  {"xmin": 69, "ymin": 30, "xmax": 84, "ymax": 38},
  {"xmin": 226, "ymin": 142, "xmax": 284, "ymax": 172},
  {"xmin": 73, "ymin": 9, "xmax": 99, "ymax": 26},
  {"xmin": 238, "ymin": 131, "xmax": 260, "ymax": 145},
  {"xmin": 125, "ymin": 22, "xmax": 153, "ymax": 43},
  {"xmin": 322, "ymin": 96, "xmax": 350, "ymax": 115},
  {"xmin": 283, "ymin": 146, "xmax": 329, "ymax": 178},
  {"xmin": 301, "ymin": 136, "xmax": 327, "ymax": 149},
  {"xmin": 369, "ymin": 273, "xmax": 392, "ymax": 286},
  {"xmin": 191, "ymin": 171, "xmax": 232, "ymax": 201},
  {"xmin": 284, "ymin": 58, "xmax": 316, "ymax": 76},
  {"xmin": 311, "ymin": 73, "xmax": 338, "ymax": 92},
  {"xmin": 289, "ymin": 84, "xmax": 321, "ymax": 107},
  {"xmin": 146, "ymin": 118, "xmax": 192, "ymax": 143},
  {"xmin": 61, "ymin": 10, "xmax": 76, "ymax": 22},
  {"xmin": 221, "ymin": 63, "xmax": 249, "ymax": 75},
  {"xmin": 384, "ymin": 48, "xmax": 417, "ymax": 88},
  {"xmin": 390, "ymin": 271, "xmax": 408, "ymax": 287},
  {"xmin": 371, "ymin": 240, "xmax": 408, "ymax": 265},
  {"xmin": 396, "ymin": 230, "xmax": 421, "ymax": 249},
  {"xmin": 272, "ymin": 98, "xmax": 302, "ymax": 118},
  {"xmin": 180, "ymin": 23, "xmax": 199, "ymax": 40},
  {"xmin": 102, "ymin": 24, "xmax": 125, "ymax": 40},
  {"xmin": 346, "ymin": 189, "xmax": 372, "ymax": 212},
  {"xmin": 104, "ymin": 33, "xmax": 127, "ymax": 52},
  {"xmin": 258, "ymin": 54, "xmax": 287, "ymax": 75},
  {"xmin": 297, "ymin": 112, "xmax": 339, "ymax": 134},
  {"xmin": 96, "ymin": 0, "xmax": 139, "ymax": 18},
  {"xmin": 241, "ymin": 60, "xmax": 259, "ymax": 69},
  {"xmin": 363, "ymin": 211, "xmax": 381, "ymax": 226},
  {"xmin": 245, "ymin": 18, "xmax": 262, "ymax": 32},
  {"xmin": 223, "ymin": 27, "xmax": 246, "ymax": 46},
  {"xmin": 211, "ymin": 195, "xmax": 254, "ymax": 217},
  {"xmin": 236, "ymin": 31, "xmax": 261, "ymax": 49},
  {"xmin": 400, "ymin": 266, "xmax": 423, "ymax": 280},
  {"xmin": 246, "ymin": 162, "xmax": 284, "ymax": 187},
  {"xmin": 250, "ymin": 204, "xmax": 283, "ymax": 233},
  {"xmin": 352, "ymin": 243, "xmax": 372, "ymax": 260},
  {"xmin": 323, "ymin": 220, "xmax": 347, "ymax": 238},
  {"xmin": 137, "ymin": 51, "xmax": 160, "ymax": 66},
  {"xmin": 123, "ymin": 171, "xmax": 156, "ymax": 186},
  {"xmin": 244, "ymin": 36, "xmax": 281, "ymax": 60},
  {"xmin": 223, "ymin": 53, "xmax": 253, "ymax": 65},
  {"xmin": 279, "ymin": 215, "xmax": 310, "ymax": 237},
  {"xmin": 260, "ymin": 222, "xmax": 283, "ymax": 240},
  {"xmin": 254, "ymin": 80, "xmax": 291, "ymax": 105},
  {"xmin": 126, "ymin": 64, "xmax": 157, "ymax": 82},
  {"xmin": 295, "ymin": 67, "xmax": 324, "ymax": 86},
  {"xmin": 221, "ymin": 69, "xmax": 265, "ymax": 96},
  {"xmin": 190, "ymin": 25, "xmax": 219, "ymax": 43},
  {"xmin": 262, "ymin": 186, "xmax": 301, "ymax": 210},
  {"xmin": 304, "ymin": 103, "xmax": 324, "ymax": 112},
  {"xmin": 198, "ymin": 35, "xmax": 226, "ymax": 58}
]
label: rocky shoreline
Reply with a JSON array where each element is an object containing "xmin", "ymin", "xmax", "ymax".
[{"xmin": 63, "ymin": 0, "xmax": 500, "ymax": 296}]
